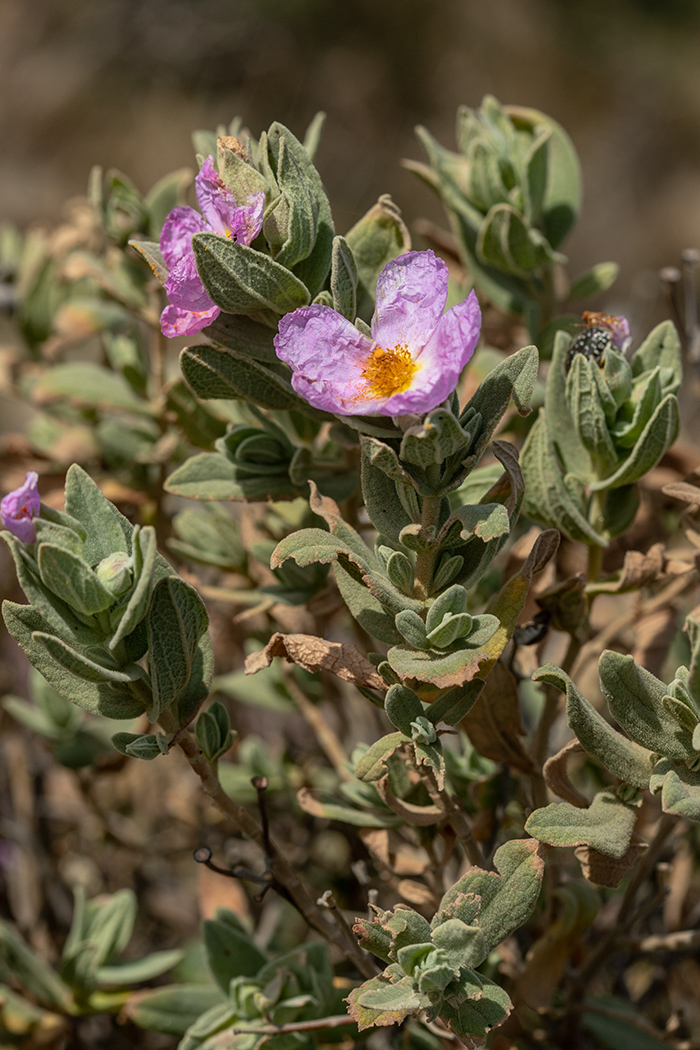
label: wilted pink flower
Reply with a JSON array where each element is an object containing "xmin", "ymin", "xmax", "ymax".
[
  {"xmin": 1, "ymin": 471, "xmax": 40, "ymax": 543},
  {"xmin": 160, "ymin": 156, "xmax": 265, "ymax": 338},
  {"xmin": 273, "ymin": 250, "xmax": 481, "ymax": 416}
]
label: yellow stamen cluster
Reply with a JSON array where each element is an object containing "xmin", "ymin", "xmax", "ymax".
[{"xmin": 360, "ymin": 344, "xmax": 417, "ymax": 400}]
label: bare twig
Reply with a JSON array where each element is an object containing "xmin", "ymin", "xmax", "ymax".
[
  {"xmin": 157, "ymin": 712, "xmax": 375, "ymax": 978},
  {"xmin": 206, "ymin": 1015, "xmax": 358, "ymax": 1040}
]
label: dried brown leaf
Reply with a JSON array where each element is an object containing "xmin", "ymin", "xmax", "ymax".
[
  {"xmin": 574, "ymin": 840, "xmax": 647, "ymax": 888},
  {"xmin": 631, "ymin": 606, "xmax": 677, "ymax": 677},
  {"xmin": 358, "ymin": 828, "xmax": 431, "ymax": 877},
  {"xmin": 244, "ymin": 632, "xmax": 385, "ymax": 690},
  {"xmin": 374, "ymin": 775, "xmax": 444, "ymax": 825},
  {"xmin": 461, "ymin": 661, "xmax": 537, "ymax": 774},
  {"xmin": 662, "ymin": 479, "xmax": 700, "ymax": 506},
  {"xmin": 397, "ymin": 880, "xmax": 438, "ymax": 911},
  {"xmin": 543, "ymin": 740, "xmax": 589, "ymax": 808}
]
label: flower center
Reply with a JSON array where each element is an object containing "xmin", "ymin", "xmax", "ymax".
[{"xmin": 360, "ymin": 344, "xmax": 417, "ymax": 400}]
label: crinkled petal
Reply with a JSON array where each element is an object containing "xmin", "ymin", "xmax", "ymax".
[
  {"xmin": 160, "ymin": 302, "xmax": 220, "ymax": 338},
  {"xmin": 232, "ymin": 192, "xmax": 266, "ymax": 246},
  {"xmin": 165, "ymin": 253, "xmax": 215, "ymax": 312},
  {"xmin": 196, "ymin": 157, "xmax": 264, "ymax": 245},
  {"xmin": 274, "ymin": 305, "xmax": 378, "ymax": 414},
  {"xmin": 373, "ymin": 290, "xmax": 481, "ymax": 416},
  {"xmin": 417, "ymin": 288, "xmax": 481, "ymax": 381},
  {"xmin": 160, "ymin": 206, "xmax": 209, "ymax": 269},
  {"xmin": 371, "ymin": 250, "xmax": 449, "ymax": 351},
  {"xmin": 1, "ymin": 471, "xmax": 40, "ymax": 543}
]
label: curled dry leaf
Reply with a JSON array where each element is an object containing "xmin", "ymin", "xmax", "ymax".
[
  {"xmin": 244, "ymin": 632, "xmax": 385, "ymax": 690},
  {"xmin": 543, "ymin": 740, "xmax": 589, "ymax": 808},
  {"xmin": 631, "ymin": 606, "xmax": 677, "ymax": 678},
  {"xmin": 397, "ymin": 880, "xmax": 439, "ymax": 911},
  {"xmin": 358, "ymin": 828, "xmax": 432, "ymax": 877},
  {"xmin": 662, "ymin": 478, "xmax": 700, "ymax": 506},
  {"xmin": 461, "ymin": 661, "xmax": 537, "ymax": 774},
  {"xmin": 374, "ymin": 775, "xmax": 444, "ymax": 825},
  {"xmin": 589, "ymin": 542, "xmax": 692, "ymax": 596},
  {"xmin": 574, "ymin": 840, "xmax": 647, "ymax": 888}
]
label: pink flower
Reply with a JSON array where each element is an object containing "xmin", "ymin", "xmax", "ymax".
[
  {"xmin": 160, "ymin": 156, "xmax": 265, "ymax": 338},
  {"xmin": 273, "ymin": 250, "xmax": 481, "ymax": 416},
  {"xmin": 1, "ymin": 471, "xmax": 40, "ymax": 543}
]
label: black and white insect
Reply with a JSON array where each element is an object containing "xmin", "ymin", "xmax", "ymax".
[{"xmin": 566, "ymin": 311, "xmax": 620, "ymax": 371}]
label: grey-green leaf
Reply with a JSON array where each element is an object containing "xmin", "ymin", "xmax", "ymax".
[
  {"xmin": 525, "ymin": 790, "xmax": 638, "ymax": 859},
  {"xmin": 192, "ymin": 234, "xmax": 310, "ymax": 314}
]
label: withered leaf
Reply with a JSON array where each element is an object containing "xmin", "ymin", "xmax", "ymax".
[
  {"xmin": 245, "ymin": 632, "xmax": 385, "ymax": 690},
  {"xmin": 462, "ymin": 661, "xmax": 537, "ymax": 774},
  {"xmin": 543, "ymin": 739, "xmax": 589, "ymax": 808},
  {"xmin": 574, "ymin": 839, "xmax": 647, "ymax": 888}
]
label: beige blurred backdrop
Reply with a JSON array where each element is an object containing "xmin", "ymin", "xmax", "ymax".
[{"xmin": 2, "ymin": 0, "xmax": 700, "ymax": 330}]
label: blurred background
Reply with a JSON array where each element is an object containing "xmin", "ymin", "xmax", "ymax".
[{"xmin": 3, "ymin": 0, "xmax": 700, "ymax": 332}]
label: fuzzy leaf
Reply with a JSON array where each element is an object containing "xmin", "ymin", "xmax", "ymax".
[
  {"xmin": 146, "ymin": 577, "xmax": 209, "ymax": 723},
  {"xmin": 568, "ymin": 262, "xmax": 619, "ymax": 300},
  {"xmin": 387, "ymin": 643, "xmax": 489, "ymax": 690},
  {"xmin": 355, "ymin": 733, "xmax": 407, "ymax": 782},
  {"xmin": 589, "ymin": 393, "xmax": 679, "ymax": 492},
  {"xmin": 164, "ymin": 452, "xmax": 248, "ymax": 501},
  {"xmin": 202, "ymin": 914, "xmax": 267, "ymax": 993},
  {"xmin": 598, "ymin": 650, "xmax": 694, "ymax": 761},
  {"xmin": 330, "ymin": 235, "xmax": 358, "ymax": 320},
  {"xmin": 32, "ymin": 362, "xmax": 152, "ymax": 417},
  {"xmin": 533, "ymin": 664, "xmax": 653, "ymax": 788},
  {"xmin": 3, "ymin": 601, "xmax": 145, "ymax": 719},
  {"xmin": 650, "ymin": 758, "xmax": 700, "ymax": 821},
  {"xmin": 346, "ymin": 972, "xmax": 423, "ymax": 1030},
  {"xmin": 439, "ymin": 974, "xmax": 512, "ymax": 1043},
  {"xmin": 204, "ymin": 312, "xmax": 277, "ymax": 363},
  {"xmin": 440, "ymin": 838, "xmax": 545, "ymax": 956},
  {"xmin": 124, "ymin": 984, "xmax": 226, "ymax": 1037},
  {"xmin": 345, "ymin": 195, "xmax": 411, "ymax": 318},
  {"xmin": 631, "ymin": 319, "xmax": 682, "ymax": 392},
  {"xmin": 525, "ymin": 790, "xmax": 638, "ymax": 859},
  {"xmin": 192, "ymin": 234, "xmax": 310, "ymax": 314},
  {"xmin": 37, "ymin": 545, "xmax": 115, "ymax": 618},
  {"xmin": 180, "ymin": 344, "xmax": 306, "ymax": 411},
  {"xmin": 64, "ymin": 465, "xmax": 133, "ymax": 565},
  {"xmin": 521, "ymin": 411, "xmax": 606, "ymax": 543}
]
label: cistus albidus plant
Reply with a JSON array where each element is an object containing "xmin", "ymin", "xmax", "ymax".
[{"xmin": 1, "ymin": 102, "xmax": 699, "ymax": 1050}]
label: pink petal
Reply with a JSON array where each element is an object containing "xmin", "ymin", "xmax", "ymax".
[
  {"xmin": 274, "ymin": 306, "xmax": 377, "ymax": 414},
  {"xmin": 195, "ymin": 158, "xmax": 264, "ymax": 246},
  {"xmin": 165, "ymin": 253, "xmax": 214, "ymax": 312},
  {"xmin": 160, "ymin": 302, "xmax": 220, "ymax": 338},
  {"xmin": 160, "ymin": 206, "xmax": 208, "ymax": 269},
  {"xmin": 1, "ymin": 471, "xmax": 40, "ymax": 543},
  {"xmin": 371, "ymin": 250, "xmax": 449, "ymax": 353},
  {"xmin": 416, "ymin": 289, "xmax": 481, "ymax": 381}
]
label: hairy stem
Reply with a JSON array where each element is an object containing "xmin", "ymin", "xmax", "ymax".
[
  {"xmin": 423, "ymin": 767, "xmax": 487, "ymax": 868},
  {"xmin": 413, "ymin": 493, "xmax": 443, "ymax": 600}
]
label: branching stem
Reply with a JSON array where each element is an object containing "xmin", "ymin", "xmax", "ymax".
[{"xmin": 157, "ymin": 711, "xmax": 375, "ymax": 978}]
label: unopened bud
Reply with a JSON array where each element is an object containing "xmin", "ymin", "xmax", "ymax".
[{"xmin": 95, "ymin": 551, "xmax": 133, "ymax": 596}]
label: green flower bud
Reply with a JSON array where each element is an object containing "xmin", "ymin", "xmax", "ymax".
[
  {"xmin": 410, "ymin": 716, "xmax": 437, "ymax": 745},
  {"xmin": 95, "ymin": 551, "xmax": 133, "ymax": 596}
]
